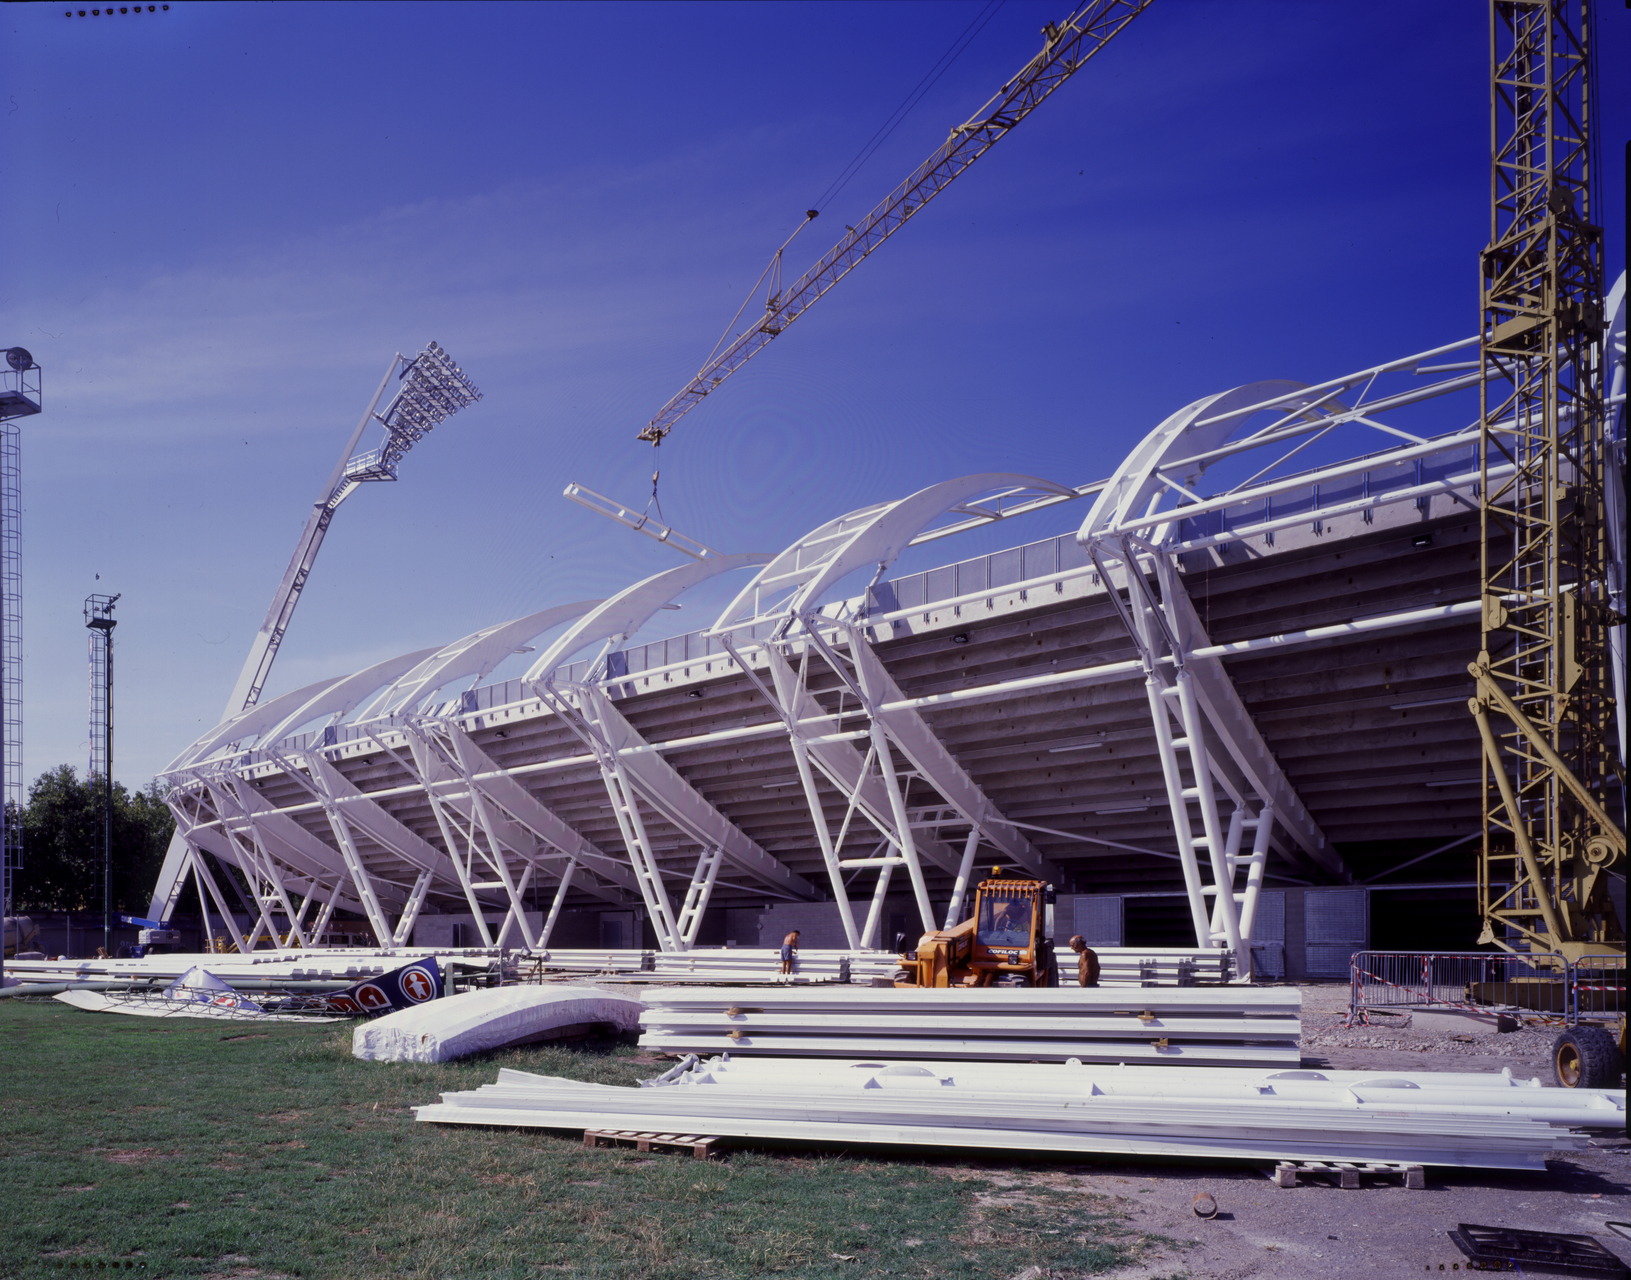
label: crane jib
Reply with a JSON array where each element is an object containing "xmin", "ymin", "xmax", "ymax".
[{"xmin": 638, "ymin": 0, "xmax": 1152, "ymax": 444}]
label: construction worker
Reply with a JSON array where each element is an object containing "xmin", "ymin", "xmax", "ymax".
[
  {"xmin": 780, "ymin": 929, "xmax": 800, "ymax": 976},
  {"xmin": 1068, "ymin": 935, "xmax": 1100, "ymax": 987}
]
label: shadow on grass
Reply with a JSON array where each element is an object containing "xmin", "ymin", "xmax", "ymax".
[{"xmin": 1, "ymin": 1002, "xmax": 1162, "ymax": 1280}]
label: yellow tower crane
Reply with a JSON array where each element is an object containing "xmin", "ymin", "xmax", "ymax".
[{"xmin": 1473, "ymin": 0, "xmax": 1625, "ymax": 1087}]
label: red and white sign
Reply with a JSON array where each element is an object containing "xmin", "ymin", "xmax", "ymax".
[
  {"xmin": 400, "ymin": 967, "xmax": 436, "ymax": 1003},
  {"xmin": 354, "ymin": 983, "xmax": 391, "ymax": 1011}
]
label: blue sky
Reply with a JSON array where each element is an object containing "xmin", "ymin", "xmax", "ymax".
[{"xmin": 4, "ymin": 0, "xmax": 1627, "ymax": 788}]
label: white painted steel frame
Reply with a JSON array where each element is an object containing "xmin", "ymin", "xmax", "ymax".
[{"xmin": 150, "ymin": 329, "xmax": 1588, "ymax": 954}]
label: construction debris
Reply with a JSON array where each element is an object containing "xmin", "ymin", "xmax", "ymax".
[
  {"xmin": 1448, "ymin": 1224, "xmax": 1628, "ymax": 1277},
  {"xmin": 53, "ymin": 966, "xmax": 340, "ymax": 1023}
]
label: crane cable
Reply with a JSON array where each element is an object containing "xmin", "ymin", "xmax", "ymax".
[
  {"xmin": 810, "ymin": 0, "xmax": 1006, "ymax": 216},
  {"xmin": 647, "ymin": 0, "xmax": 1007, "ymax": 517}
]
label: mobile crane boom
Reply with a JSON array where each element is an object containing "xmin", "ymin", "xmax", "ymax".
[{"xmin": 636, "ymin": 0, "xmax": 1152, "ymax": 445}]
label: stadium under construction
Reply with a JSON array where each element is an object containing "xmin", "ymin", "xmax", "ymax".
[{"xmin": 130, "ymin": 277, "xmax": 1626, "ymax": 982}]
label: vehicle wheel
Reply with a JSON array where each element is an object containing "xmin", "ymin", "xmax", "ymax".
[
  {"xmin": 994, "ymin": 973, "xmax": 1031, "ymax": 988},
  {"xmin": 1552, "ymin": 1026, "xmax": 1622, "ymax": 1088}
]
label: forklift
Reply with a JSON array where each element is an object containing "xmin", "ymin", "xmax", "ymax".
[{"xmin": 893, "ymin": 869, "xmax": 1058, "ymax": 988}]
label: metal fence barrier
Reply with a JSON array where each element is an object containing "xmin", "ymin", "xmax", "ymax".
[
  {"xmin": 1568, "ymin": 955, "xmax": 1627, "ymax": 1025},
  {"xmin": 1347, "ymin": 950, "xmax": 1571, "ymax": 1027}
]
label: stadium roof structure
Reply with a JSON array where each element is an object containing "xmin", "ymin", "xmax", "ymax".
[{"xmin": 150, "ymin": 280, "xmax": 1627, "ymax": 956}]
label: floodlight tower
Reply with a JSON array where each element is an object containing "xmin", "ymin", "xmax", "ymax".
[
  {"xmin": 85, "ymin": 594, "xmax": 118, "ymax": 955},
  {"xmin": 143, "ymin": 342, "xmax": 481, "ymax": 930},
  {"xmin": 225, "ymin": 341, "xmax": 483, "ymax": 716},
  {"xmin": 0, "ymin": 348, "xmax": 39, "ymax": 986}
]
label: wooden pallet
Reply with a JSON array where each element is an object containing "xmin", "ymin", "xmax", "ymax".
[
  {"xmin": 1270, "ymin": 1160, "xmax": 1425, "ymax": 1190},
  {"xmin": 583, "ymin": 1128, "xmax": 720, "ymax": 1159}
]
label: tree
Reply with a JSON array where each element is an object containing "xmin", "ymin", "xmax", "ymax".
[{"xmin": 12, "ymin": 766, "xmax": 175, "ymax": 916}]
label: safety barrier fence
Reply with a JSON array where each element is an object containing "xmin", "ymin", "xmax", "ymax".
[
  {"xmin": 1569, "ymin": 955, "xmax": 1628, "ymax": 1025},
  {"xmin": 1347, "ymin": 950, "xmax": 1624, "ymax": 1028}
]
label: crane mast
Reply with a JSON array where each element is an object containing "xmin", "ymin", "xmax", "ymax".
[
  {"xmin": 637, "ymin": 0, "xmax": 1152, "ymax": 446},
  {"xmin": 1473, "ymin": 0, "xmax": 1624, "ymax": 962}
]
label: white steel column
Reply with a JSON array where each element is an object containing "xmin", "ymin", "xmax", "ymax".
[
  {"xmin": 308, "ymin": 879, "xmax": 343, "ymax": 946},
  {"xmin": 1237, "ymin": 804, "xmax": 1273, "ymax": 942},
  {"xmin": 538, "ymin": 856, "xmax": 578, "ymax": 950},
  {"xmin": 437, "ymin": 728, "xmax": 540, "ymax": 950},
  {"xmin": 675, "ymin": 845, "xmax": 723, "ymax": 948},
  {"xmin": 944, "ymin": 827, "xmax": 983, "ymax": 929},
  {"xmin": 393, "ymin": 869, "xmax": 434, "ymax": 947},
  {"xmin": 417, "ymin": 776, "xmax": 497, "ymax": 948},
  {"xmin": 557, "ymin": 684, "xmax": 684, "ymax": 951},
  {"xmin": 1174, "ymin": 669, "xmax": 1243, "ymax": 958},
  {"xmin": 190, "ymin": 847, "xmax": 252, "ymax": 954},
  {"xmin": 215, "ymin": 780, "xmax": 310, "ymax": 950},
  {"xmin": 288, "ymin": 754, "xmax": 396, "ymax": 946},
  {"xmin": 866, "ymin": 717, "xmax": 936, "ymax": 935},
  {"xmin": 859, "ymin": 851, "xmax": 896, "ymax": 949},
  {"xmin": 757, "ymin": 643, "xmax": 862, "ymax": 948}
]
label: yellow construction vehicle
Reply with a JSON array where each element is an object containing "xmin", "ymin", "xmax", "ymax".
[{"xmin": 893, "ymin": 870, "xmax": 1058, "ymax": 988}]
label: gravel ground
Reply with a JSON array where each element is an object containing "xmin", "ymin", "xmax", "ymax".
[
  {"xmin": 1295, "ymin": 980, "xmax": 1562, "ymax": 1078},
  {"xmin": 1079, "ymin": 983, "xmax": 1627, "ymax": 1280}
]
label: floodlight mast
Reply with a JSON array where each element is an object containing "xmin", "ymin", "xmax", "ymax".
[
  {"xmin": 142, "ymin": 343, "xmax": 481, "ymax": 930},
  {"xmin": 223, "ymin": 342, "xmax": 482, "ymax": 718},
  {"xmin": 0, "ymin": 348, "xmax": 37, "ymax": 987}
]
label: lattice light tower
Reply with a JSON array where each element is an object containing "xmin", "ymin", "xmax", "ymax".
[
  {"xmin": 85, "ymin": 594, "xmax": 118, "ymax": 955},
  {"xmin": 144, "ymin": 341, "xmax": 482, "ymax": 935},
  {"xmin": 0, "ymin": 348, "xmax": 38, "ymax": 985},
  {"xmin": 225, "ymin": 341, "xmax": 483, "ymax": 716},
  {"xmin": 1474, "ymin": 0, "xmax": 1624, "ymax": 961}
]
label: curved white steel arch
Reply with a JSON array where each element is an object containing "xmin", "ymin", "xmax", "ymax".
[
  {"xmin": 525, "ymin": 553, "xmax": 772, "ymax": 685},
  {"xmin": 511, "ymin": 552, "xmax": 818, "ymax": 950},
  {"xmin": 1073, "ymin": 376, "xmax": 1387, "ymax": 955},
  {"xmin": 170, "ymin": 647, "xmax": 431, "ymax": 771},
  {"xmin": 146, "ymin": 646, "xmax": 444, "ymax": 922},
  {"xmin": 1079, "ymin": 380, "xmax": 1320, "ymax": 543},
  {"xmin": 370, "ymin": 600, "xmax": 602, "ymax": 719},
  {"xmin": 711, "ymin": 474, "xmax": 1076, "ymax": 635}
]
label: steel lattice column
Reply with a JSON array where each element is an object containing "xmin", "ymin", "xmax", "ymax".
[{"xmin": 1475, "ymin": 0, "xmax": 1624, "ymax": 960}]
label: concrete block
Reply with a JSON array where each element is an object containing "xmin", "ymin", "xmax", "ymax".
[{"xmin": 1407, "ymin": 1007, "xmax": 1514, "ymax": 1035}]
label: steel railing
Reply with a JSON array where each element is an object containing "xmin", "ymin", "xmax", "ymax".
[{"xmin": 1348, "ymin": 949, "xmax": 1624, "ymax": 1027}]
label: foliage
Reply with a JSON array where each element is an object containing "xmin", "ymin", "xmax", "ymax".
[
  {"xmin": 0, "ymin": 1007, "xmax": 1152, "ymax": 1279},
  {"xmin": 12, "ymin": 766, "xmax": 175, "ymax": 914}
]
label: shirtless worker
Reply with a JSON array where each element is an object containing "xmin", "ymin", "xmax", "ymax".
[
  {"xmin": 780, "ymin": 929, "xmax": 800, "ymax": 976},
  {"xmin": 1067, "ymin": 934, "xmax": 1100, "ymax": 987}
]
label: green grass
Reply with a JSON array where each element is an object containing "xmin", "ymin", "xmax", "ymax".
[{"xmin": 0, "ymin": 1000, "xmax": 1161, "ymax": 1280}]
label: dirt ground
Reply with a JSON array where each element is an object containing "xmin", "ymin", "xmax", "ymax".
[
  {"xmin": 1065, "ymin": 983, "xmax": 1630, "ymax": 1280},
  {"xmin": 574, "ymin": 976, "xmax": 1626, "ymax": 1278}
]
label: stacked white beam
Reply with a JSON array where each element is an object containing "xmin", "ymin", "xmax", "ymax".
[
  {"xmin": 417, "ymin": 1057, "xmax": 1624, "ymax": 1171},
  {"xmin": 638, "ymin": 985, "xmax": 1300, "ymax": 1067},
  {"xmin": 531, "ymin": 948, "xmax": 901, "ymax": 983},
  {"xmin": 530, "ymin": 946, "xmax": 1237, "ymax": 986}
]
